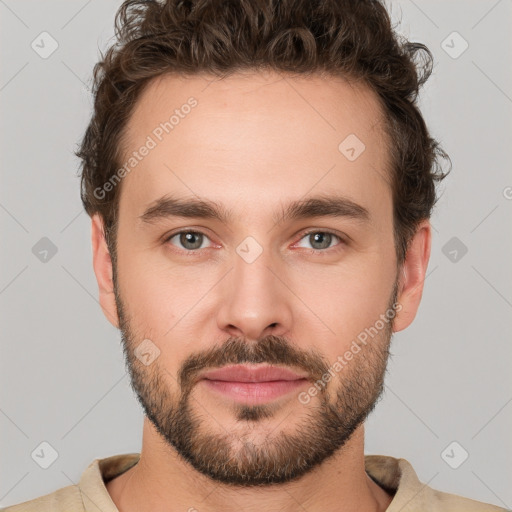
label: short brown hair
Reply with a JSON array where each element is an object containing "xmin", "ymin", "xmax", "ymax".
[{"xmin": 77, "ymin": 0, "xmax": 450, "ymax": 267}]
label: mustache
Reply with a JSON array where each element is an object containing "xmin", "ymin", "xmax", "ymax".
[{"xmin": 178, "ymin": 335, "xmax": 330, "ymax": 394}]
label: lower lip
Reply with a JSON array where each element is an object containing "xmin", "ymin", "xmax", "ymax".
[{"xmin": 201, "ymin": 378, "xmax": 308, "ymax": 404}]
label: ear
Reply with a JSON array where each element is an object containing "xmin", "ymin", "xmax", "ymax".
[
  {"xmin": 393, "ymin": 220, "xmax": 432, "ymax": 332},
  {"xmin": 91, "ymin": 214, "xmax": 120, "ymax": 329}
]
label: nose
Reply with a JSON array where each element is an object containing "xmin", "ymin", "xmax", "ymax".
[{"xmin": 215, "ymin": 245, "xmax": 293, "ymax": 342}]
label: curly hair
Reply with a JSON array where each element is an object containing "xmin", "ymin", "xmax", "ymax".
[{"xmin": 76, "ymin": 0, "xmax": 450, "ymax": 268}]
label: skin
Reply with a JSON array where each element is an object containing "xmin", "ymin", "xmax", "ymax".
[{"xmin": 91, "ymin": 70, "xmax": 431, "ymax": 512}]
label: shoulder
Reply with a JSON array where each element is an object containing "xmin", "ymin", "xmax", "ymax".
[
  {"xmin": 1, "ymin": 484, "xmax": 84, "ymax": 512},
  {"xmin": 395, "ymin": 457, "xmax": 508, "ymax": 512},
  {"xmin": 417, "ymin": 483, "xmax": 508, "ymax": 512},
  {"xmin": 365, "ymin": 455, "xmax": 509, "ymax": 512},
  {"xmin": 1, "ymin": 453, "xmax": 139, "ymax": 512}
]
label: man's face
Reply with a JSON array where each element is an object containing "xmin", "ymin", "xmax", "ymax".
[{"xmin": 112, "ymin": 71, "xmax": 400, "ymax": 486}]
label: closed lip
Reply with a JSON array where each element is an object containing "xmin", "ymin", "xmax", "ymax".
[{"xmin": 200, "ymin": 364, "xmax": 308, "ymax": 383}]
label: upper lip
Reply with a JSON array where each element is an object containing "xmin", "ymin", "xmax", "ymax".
[{"xmin": 200, "ymin": 364, "xmax": 308, "ymax": 383}]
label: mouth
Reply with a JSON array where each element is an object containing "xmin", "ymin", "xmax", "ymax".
[{"xmin": 199, "ymin": 364, "xmax": 309, "ymax": 404}]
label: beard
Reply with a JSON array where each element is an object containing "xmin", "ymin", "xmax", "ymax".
[{"xmin": 114, "ymin": 274, "xmax": 398, "ymax": 487}]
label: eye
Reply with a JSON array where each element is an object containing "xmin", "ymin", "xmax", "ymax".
[
  {"xmin": 166, "ymin": 230, "xmax": 213, "ymax": 251},
  {"xmin": 294, "ymin": 230, "xmax": 345, "ymax": 252},
  {"xmin": 164, "ymin": 229, "xmax": 346, "ymax": 254}
]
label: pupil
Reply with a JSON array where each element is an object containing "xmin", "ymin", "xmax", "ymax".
[
  {"xmin": 181, "ymin": 232, "xmax": 202, "ymax": 249},
  {"xmin": 311, "ymin": 232, "xmax": 331, "ymax": 249}
]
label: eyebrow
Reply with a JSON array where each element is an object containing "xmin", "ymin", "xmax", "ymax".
[{"xmin": 138, "ymin": 194, "xmax": 371, "ymax": 227}]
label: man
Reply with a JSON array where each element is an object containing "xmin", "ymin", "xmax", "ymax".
[{"xmin": 3, "ymin": 0, "xmax": 506, "ymax": 511}]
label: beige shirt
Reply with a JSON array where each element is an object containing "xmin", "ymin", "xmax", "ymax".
[{"xmin": 1, "ymin": 453, "xmax": 507, "ymax": 511}]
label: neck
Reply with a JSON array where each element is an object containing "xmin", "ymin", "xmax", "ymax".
[{"xmin": 106, "ymin": 419, "xmax": 393, "ymax": 512}]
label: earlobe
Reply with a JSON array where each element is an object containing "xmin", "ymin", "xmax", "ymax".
[
  {"xmin": 393, "ymin": 220, "xmax": 432, "ymax": 333},
  {"xmin": 91, "ymin": 214, "xmax": 120, "ymax": 329}
]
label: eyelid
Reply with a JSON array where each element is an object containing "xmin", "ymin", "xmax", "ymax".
[
  {"xmin": 291, "ymin": 228, "xmax": 347, "ymax": 251},
  {"xmin": 164, "ymin": 227, "xmax": 348, "ymax": 253},
  {"xmin": 164, "ymin": 228, "xmax": 217, "ymax": 249}
]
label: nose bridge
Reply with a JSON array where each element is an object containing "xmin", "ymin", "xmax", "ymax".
[{"xmin": 216, "ymin": 238, "xmax": 292, "ymax": 340}]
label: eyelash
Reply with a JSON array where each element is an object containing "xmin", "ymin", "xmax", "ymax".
[{"xmin": 164, "ymin": 228, "xmax": 347, "ymax": 256}]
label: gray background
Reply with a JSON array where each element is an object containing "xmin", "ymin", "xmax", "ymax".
[{"xmin": 1, "ymin": 0, "xmax": 511, "ymax": 509}]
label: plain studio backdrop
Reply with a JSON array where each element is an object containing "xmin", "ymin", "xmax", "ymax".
[{"xmin": 1, "ymin": 0, "xmax": 511, "ymax": 509}]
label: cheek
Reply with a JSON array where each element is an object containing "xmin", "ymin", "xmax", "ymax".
[
  {"xmin": 116, "ymin": 249, "xmax": 177, "ymax": 332},
  {"xmin": 290, "ymin": 254, "xmax": 395, "ymax": 356},
  {"xmin": 116, "ymin": 248, "xmax": 220, "ymax": 344}
]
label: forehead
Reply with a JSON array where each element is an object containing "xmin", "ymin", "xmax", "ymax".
[{"xmin": 118, "ymin": 70, "xmax": 392, "ymax": 222}]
